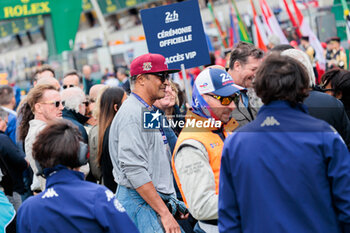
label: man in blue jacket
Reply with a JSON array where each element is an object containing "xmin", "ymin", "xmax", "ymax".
[
  {"xmin": 61, "ymin": 87, "xmax": 89, "ymax": 143},
  {"xmin": 0, "ymin": 85, "xmax": 17, "ymax": 144},
  {"xmin": 17, "ymin": 119, "xmax": 138, "ymax": 233},
  {"xmin": 219, "ymin": 54, "xmax": 350, "ymax": 233}
]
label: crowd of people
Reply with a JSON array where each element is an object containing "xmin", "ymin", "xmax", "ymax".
[{"xmin": 0, "ymin": 39, "xmax": 350, "ymax": 233}]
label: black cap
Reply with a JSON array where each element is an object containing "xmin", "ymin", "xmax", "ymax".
[{"xmin": 329, "ymin": 36, "xmax": 341, "ymax": 43}]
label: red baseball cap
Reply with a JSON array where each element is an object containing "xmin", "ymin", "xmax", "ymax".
[{"xmin": 130, "ymin": 53, "xmax": 180, "ymax": 76}]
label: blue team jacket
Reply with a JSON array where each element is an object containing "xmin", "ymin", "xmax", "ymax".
[
  {"xmin": 219, "ymin": 100, "xmax": 350, "ymax": 233},
  {"xmin": 17, "ymin": 166, "xmax": 139, "ymax": 233}
]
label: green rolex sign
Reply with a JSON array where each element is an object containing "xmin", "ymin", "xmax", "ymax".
[
  {"xmin": 1, "ymin": 0, "xmax": 51, "ymax": 19},
  {"xmin": 0, "ymin": 0, "xmax": 82, "ymax": 56}
]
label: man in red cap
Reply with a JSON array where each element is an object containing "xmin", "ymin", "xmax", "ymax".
[{"xmin": 109, "ymin": 53, "xmax": 186, "ymax": 233}]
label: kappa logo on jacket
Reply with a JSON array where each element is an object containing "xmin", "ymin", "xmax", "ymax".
[
  {"xmin": 260, "ymin": 116, "xmax": 280, "ymax": 127},
  {"xmin": 114, "ymin": 199, "xmax": 126, "ymax": 213},
  {"xmin": 105, "ymin": 190, "xmax": 114, "ymax": 202},
  {"xmin": 42, "ymin": 188, "xmax": 59, "ymax": 199}
]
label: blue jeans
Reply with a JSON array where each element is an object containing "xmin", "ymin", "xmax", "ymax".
[{"xmin": 116, "ymin": 185, "xmax": 165, "ymax": 233}]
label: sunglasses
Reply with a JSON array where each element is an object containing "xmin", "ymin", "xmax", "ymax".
[
  {"xmin": 83, "ymin": 101, "xmax": 89, "ymax": 107},
  {"xmin": 40, "ymin": 100, "xmax": 63, "ymax": 108},
  {"xmin": 150, "ymin": 73, "xmax": 169, "ymax": 83},
  {"xmin": 62, "ymin": 84, "xmax": 75, "ymax": 89},
  {"xmin": 206, "ymin": 93, "xmax": 240, "ymax": 106}
]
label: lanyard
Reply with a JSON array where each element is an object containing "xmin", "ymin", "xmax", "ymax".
[{"xmin": 132, "ymin": 93, "xmax": 168, "ymax": 145}]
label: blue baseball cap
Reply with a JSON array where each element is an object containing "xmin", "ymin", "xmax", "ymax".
[{"xmin": 194, "ymin": 68, "xmax": 244, "ymax": 97}]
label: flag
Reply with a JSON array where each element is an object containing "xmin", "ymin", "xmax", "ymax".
[
  {"xmin": 340, "ymin": 0, "xmax": 350, "ymax": 69},
  {"xmin": 207, "ymin": 2, "xmax": 228, "ymax": 48},
  {"xmin": 233, "ymin": 12, "xmax": 241, "ymax": 42},
  {"xmin": 230, "ymin": 0, "xmax": 252, "ymax": 43},
  {"xmin": 229, "ymin": 5, "xmax": 239, "ymax": 47},
  {"xmin": 259, "ymin": 0, "xmax": 289, "ymax": 44},
  {"xmin": 282, "ymin": 0, "xmax": 302, "ymax": 37},
  {"xmin": 340, "ymin": 0, "xmax": 350, "ymax": 32},
  {"xmin": 205, "ymin": 33, "xmax": 214, "ymax": 52},
  {"xmin": 250, "ymin": 0, "xmax": 267, "ymax": 51},
  {"xmin": 255, "ymin": 14, "xmax": 270, "ymax": 45},
  {"xmin": 291, "ymin": 0, "xmax": 326, "ymax": 69},
  {"xmin": 260, "ymin": 11, "xmax": 273, "ymax": 38}
]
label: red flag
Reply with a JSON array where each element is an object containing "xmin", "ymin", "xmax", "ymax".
[
  {"xmin": 291, "ymin": 0, "xmax": 325, "ymax": 69},
  {"xmin": 250, "ymin": 0, "xmax": 267, "ymax": 51},
  {"xmin": 259, "ymin": 0, "xmax": 289, "ymax": 44},
  {"xmin": 291, "ymin": 0, "xmax": 304, "ymax": 25},
  {"xmin": 282, "ymin": 0, "xmax": 302, "ymax": 37}
]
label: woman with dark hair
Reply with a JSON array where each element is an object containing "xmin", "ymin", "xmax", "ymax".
[
  {"xmin": 322, "ymin": 68, "xmax": 350, "ymax": 118},
  {"xmin": 17, "ymin": 119, "xmax": 138, "ymax": 233},
  {"xmin": 219, "ymin": 54, "xmax": 350, "ymax": 233},
  {"xmin": 17, "ymin": 102, "xmax": 34, "ymax": 145},
  {"xmin": 97, "ymin": 87, "xmax": 127, "ymax": 192}
]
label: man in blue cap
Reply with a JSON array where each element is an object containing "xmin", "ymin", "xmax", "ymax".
[{"xmin": 172, "ymin": 68, "xmax": 243, "ymax": 233}]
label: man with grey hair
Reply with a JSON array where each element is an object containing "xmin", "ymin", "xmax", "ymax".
[
  {"xmin": 267, "ymin": 34, "xmax": 281, "ymax": 50},
  {"xmin": 281, "ymin": 48, "xmax": 350, "ymax": 149},
  {"xmin": 0, "ymin": 85, "xmax": 17, "ymax": 143},
  {"xmin": 61, "ymin": 87, "xmax": 89, "ymax": 142}
]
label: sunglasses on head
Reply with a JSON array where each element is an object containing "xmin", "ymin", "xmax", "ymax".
[
  {"xmin": 41, "ymin": 100, "xmax": 63, "ymax": 108},
  {"xmin": 206, "ymin": 93, "xmax": 240, "ymax": 106},
  {"xmin": 63, "ymin": 84, "xmax": 75, "ymax": 89},
  {"xmin": 149, "ymin": 72, "xmax": 169, "ymax": 83}
]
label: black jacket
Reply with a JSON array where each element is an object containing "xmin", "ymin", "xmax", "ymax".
[
  {"xmin": 0, "ymin": 131, "xmax": 28, "ymax": 194},
  {"xmin": 101, "ymin": 126, "xmax": 117, "ymax": 193},
  {"xmin": 304, "ymin": 90, "xmax": 350, "ymax": 149},
  {"xmin": 62, "ymin": 108, "xmax": 89, "ymax": 143}
]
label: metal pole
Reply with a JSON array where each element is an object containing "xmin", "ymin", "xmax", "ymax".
[
  {"xmin": 181, "ymin": 64, "xmax": 192, "ymax": 106},
  {"xmin": 90, "ymin": 0, "xmax": 114, "ymax": 74},
  {"xmin": 90, "ymin": 0, "xmax": 110, "ymax": 46}
]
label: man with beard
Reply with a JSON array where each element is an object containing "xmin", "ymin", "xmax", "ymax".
[{"xmin": 172, "ymin": 68, "xmax": 243, "ymax": 233}]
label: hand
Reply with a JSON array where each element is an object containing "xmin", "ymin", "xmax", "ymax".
[
  {"xmin": 160, "ymin": 212, "xmax": 181, "ymax": 233},
  {"xmin": 175, "ymin": 211, "xmax": 189, "ymax": 220}
]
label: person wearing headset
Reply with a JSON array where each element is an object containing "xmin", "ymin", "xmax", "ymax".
[{"xmin": 17, "ymin": 119, "xmax": 139, "ymax": 233}]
